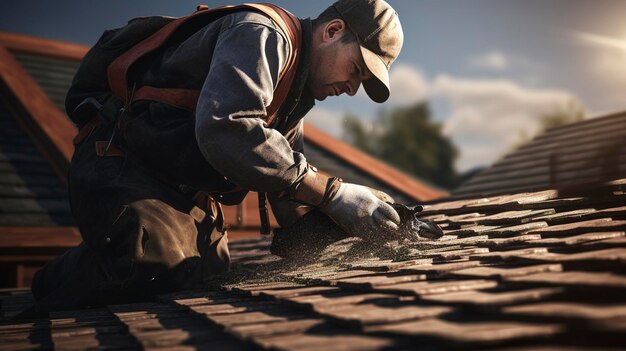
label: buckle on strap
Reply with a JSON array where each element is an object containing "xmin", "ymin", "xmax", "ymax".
[
  {"xmin": 72, "ymin": 95, "xmax": 127, "ymax": 146},
  {"xmin": 258, "ymin": 192, "xmax": 271, "ymax": 235}
]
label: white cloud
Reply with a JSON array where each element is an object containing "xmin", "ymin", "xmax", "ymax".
[
  {"xmin": 388, "ymin": 63, "xmax": 428, "ymax": 105},
  {"xmin": 431, "ymin": 75, "xmax": 581, "ymax": 171},
  {"xmin": 467, "ymin": 51, "xmax": 509, "ymax": 72},
  {"xmin": 354, "ymin": 63, "xmax": 428, "ymax": 105},
  {"xmin": 356, "ymin": 62, "xmax": 428, "ymax": 105}
]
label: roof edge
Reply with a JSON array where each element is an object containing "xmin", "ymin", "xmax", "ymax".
[
  {"xmin": 542, "ymin": 110, "xmax": 626, "ymax": 134},
  {"xmin": 0, "ymin": 46, "xmax": 75, "ymax": 168},
  {"xmin": 0, "ymin": 32, "xmax": 88, "ymax": 60},
  {"xmin": 0, "ymin": 226, "xmax": 81, "ymax": 248}
]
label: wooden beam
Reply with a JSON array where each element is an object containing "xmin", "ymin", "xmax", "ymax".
[
  {"xmin": 303, "ymin": 123, "xmax": 448, "ymax": 202},
  {"xmin": 229, "ymin": 229, "xmax": 266, "ymax": 241},
  {"xmin": 0, "ymin": 32, "xmax": 88, "ymax": 60},
  {"xmin": 0, "ymin": 255, "xmax": 58, "ymax": 263},
  {"xmin": 0, "ymin": 46, "xmax": 76, "ymax": 169},
  {"xmin": 0, "ymin": 227, "xmax": 81, "ymax": 248}
]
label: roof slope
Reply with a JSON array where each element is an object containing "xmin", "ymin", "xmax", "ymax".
[
  {"xmin": 2, "ymin": 178, "xmax": 625, "ymax": 350},
  {"xmin": 10, "ymin": 51, "xmax": 80, "ymax": 113},
  {"xmin": 0, "ymin": 99, "xmax": 73, "ymax": 226},
  {"xmin": 454, "ymin": 112, "xmax": 626, "ymax": 198}
]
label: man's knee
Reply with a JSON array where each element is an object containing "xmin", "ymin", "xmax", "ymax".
[
  {"xmin": 108, "ymin": 198, "xmax": 231, "ymax": 291},
  {"xmin": 32, "ymin": 197, "xmax": 223, "ymax": 309},
  {"xmin": 129, "ymin": 199, "xmax": 200, "ymax": 263}
]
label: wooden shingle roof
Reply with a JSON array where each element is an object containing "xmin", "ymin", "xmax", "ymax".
[
  {"xmin": 2, "ymin": 178, "xmax": 625, "ymax": 349},
  {"xmin": 2, "ymin": 31, "xmax": 625, "ymax": 351},
  {"xmin": 0, "ymin": 100, "xmax": 73, "ymax": 226},
  {"xmin": 454, "ymin": 112, "xmax": 626, "ymax": 198}
]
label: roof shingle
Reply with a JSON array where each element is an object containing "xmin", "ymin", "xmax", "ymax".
[{"xmin": 2, "ymin": 178, "xmax": 625, "ymax": 350}]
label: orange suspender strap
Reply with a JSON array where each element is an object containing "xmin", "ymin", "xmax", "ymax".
[
  {"xmin": 250, "ymin": 3, "xmax": 302, "ymax": 125},
  {"xmin": 107, "ymin": 3, "xmax": 302, "ymax": 125}
]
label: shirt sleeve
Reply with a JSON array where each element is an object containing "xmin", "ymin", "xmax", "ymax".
[
  {"xmin": 195, "ymin": 15, "xmax": 307, "ymax": 193},
  {"xmin": 266, "ymin": 119, "xmax": 314, "ymax": 227}
]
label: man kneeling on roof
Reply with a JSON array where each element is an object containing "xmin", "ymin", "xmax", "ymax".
[{"xmin": 31, "ymin": 0, "xmax": 404, "ymax": 311}]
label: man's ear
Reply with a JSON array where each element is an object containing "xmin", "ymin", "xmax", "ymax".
[{"xmin": 323, "ymin": 19, "xmax": 346, "ymax": 42}]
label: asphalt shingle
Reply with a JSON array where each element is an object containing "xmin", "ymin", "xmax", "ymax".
[{"xmin": 2, "ymin": 178, "xmax": 625, "ymax": 350}]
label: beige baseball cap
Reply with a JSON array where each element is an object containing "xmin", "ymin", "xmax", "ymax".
[{"xmin": 333, "ymin": 0, "xmax": 403, "ymax": 103}]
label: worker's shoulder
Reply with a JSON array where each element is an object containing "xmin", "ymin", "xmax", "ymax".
[{"xmin": 223, "ymin": 9, "xmax": 286, "ymax": 34}]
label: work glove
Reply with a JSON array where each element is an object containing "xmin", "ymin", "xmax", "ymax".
[
  {"xmin": 290, "ymin": 165, "xmax": 401, "ymax": 242},
  {"xmin": 321, "ymin": 183, "xmax": 401, "ymax": 242},
  {"xmin": 367, "ymin": 187, "xmax": 395, "ymax": 204}
]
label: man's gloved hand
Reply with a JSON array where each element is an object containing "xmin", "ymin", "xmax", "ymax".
[
  {"xmin": 290, "ymin": 165, "xmax": 401, "ymax": 242},
  {"xmin": 321, "ymin": 182, "xmax": 401, "ymax": 242},
  {"xmin": 367, "ymin": 187, "xmax": 395, "ymax": 204}
]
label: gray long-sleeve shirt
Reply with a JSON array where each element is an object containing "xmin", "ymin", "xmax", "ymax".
[{"xmin": 194, "ymin": 11, "xmax": 310, "ymax": 194}]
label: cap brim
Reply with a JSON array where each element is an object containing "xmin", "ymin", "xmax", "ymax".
[{"xmin": 360, "ymin": 46, "xmax": 390, "ymax": 103}]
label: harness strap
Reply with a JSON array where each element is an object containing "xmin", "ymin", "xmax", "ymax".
[
  {"xmin": 254, "ymin": 3, "xmax": 302, "ymax": 125},
  {"xmin": 107, "ymin": 3, "xmax": 302, "ymax": 123},
  {"xmin": 95, "ymin": 141, "xmax": 124, "ymax": 157},
  {"xmin": 73, "ymin": 117, "xmax": 101, "ymax": 145},
  {"xmin": 193, "ymin": 192, "xmax": 226, "ymax": 233},
  {"xmin": 133, "ymin": 86, "xmax": 200, "ymax": 112},
  {"xmin": 258, "ymin": 192, "xmax": 271, "ymax": 235}
]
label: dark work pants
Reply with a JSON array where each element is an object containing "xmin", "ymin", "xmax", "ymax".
[{"xmin": 31, "ymin": 121, "xmax": 230, "ymax": 311}]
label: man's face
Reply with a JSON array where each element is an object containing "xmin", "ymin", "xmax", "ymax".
[{"xmin": 308, "ymin": 20, "xmax": 372, "ymax": 101}]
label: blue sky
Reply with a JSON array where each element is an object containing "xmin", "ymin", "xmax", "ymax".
[{"xmin": 2, "ymin": 0, "xmax": 626, "ymax": 172}]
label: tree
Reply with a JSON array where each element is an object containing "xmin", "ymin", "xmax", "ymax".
[
  {"xmin": 343, "ymin": 102, "xmax": 459, "ymax": 190},
  {"xmin": 514, "ymin": 98, "xmax": 586, "ymax": 149},
  {"xmin": 343, "ymin": 113, "xmax": 376, "ymax": 154},
  {"xmin": 539, "ymin": 99, "xmax": 585, "ymax": 130}
]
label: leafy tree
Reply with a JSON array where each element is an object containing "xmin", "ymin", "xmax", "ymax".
[
  {"xmin": 343, "ymin": 113, "xmax": 376, "ymax": 154},
  {"xmin": 514, "ymin": 98, "xmax": 586, "ymax": 148},
  {"xmin": 540, "ymin": 99, "xmax": 585, "ymax": 130},
  {"xmin": 343, "ymin": 102, "xmax": 459, "ymax": 190}
]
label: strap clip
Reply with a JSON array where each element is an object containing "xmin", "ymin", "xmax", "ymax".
[{"xmin": 258, "ymin": 192, "xmax": 271, "ymax": 235}]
